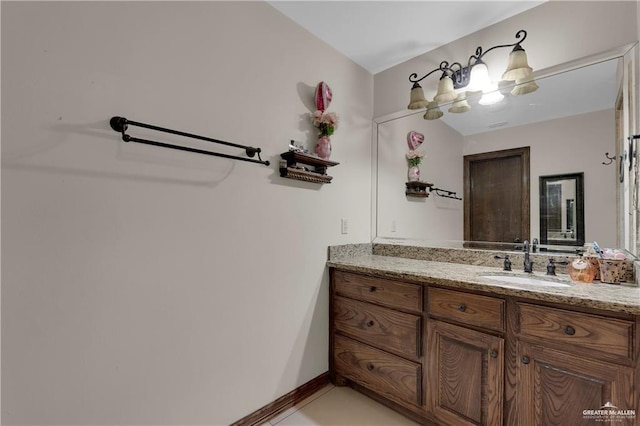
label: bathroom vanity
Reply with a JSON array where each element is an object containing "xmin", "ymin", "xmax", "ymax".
[{"xmin": 328, "ymin": 244, "xmax": 640, "ymax": 425}]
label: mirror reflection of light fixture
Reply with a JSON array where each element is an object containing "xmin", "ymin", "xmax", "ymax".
[
  {"xmin": 407, "ymin": 29, "xmax": 537, "ymax": 120},
  {"xmin": 424, "ymin": 101, "xmax": 444, "ymax": 120},
  {"xmin": 479, "ymin": 84, "xmax": 504, "ymax": 105},
  {"xmin": 449, "ymin": 93, "xmax": 471, "ymax": 113},
  {"xmin": 511, "ymin": 75, "xmax": 539, "ymax": 96}
]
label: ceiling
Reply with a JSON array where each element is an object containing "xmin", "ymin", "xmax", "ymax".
[
  {"xmin": 267, "ymin": 1, "xmax": 546, "ymax": 74},
  {"xmin": 268, "ymin": 1, "xmax": 619, "ymax": 135}
]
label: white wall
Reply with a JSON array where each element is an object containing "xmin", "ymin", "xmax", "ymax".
[
  {"xmin": 464, "ymin": 110, "xmax": 617, "ymax": 247},
  {"xmin": 1, "ymin": 2, "xmax": 373, "ymax": 425}
]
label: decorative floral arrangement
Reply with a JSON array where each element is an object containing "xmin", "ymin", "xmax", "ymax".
[
  {"xmin": 406, "ymin": 150, "xmax": 424, "ymax": 167},
  {"xmin": 312, "ymin": 110, "xmax": 339, "ymax": 137},
  {"xmin": 312, "ymin": 81, "xmax": 337, "ymax": 160}
]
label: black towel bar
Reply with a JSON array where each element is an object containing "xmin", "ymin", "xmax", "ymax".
[
  {"xmin": 429, "ymin": 186, "xmax": 462, "ymax": 200},
  {"xmin": 109, "ymin": 116, "xmax": 270, "ymax": 166}
]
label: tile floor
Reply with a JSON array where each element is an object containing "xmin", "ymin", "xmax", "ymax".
[{"xmin": 262, "ymin": 384, "xmax": 421, "ymax": 426}]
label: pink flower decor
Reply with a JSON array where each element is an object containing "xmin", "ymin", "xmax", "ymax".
[
  {"xmin": 312, "ymin": 110, "xmax": 339, "ymax": 137},
  {"xmin": 311, "ymin": 81, "xmax": 338, "ymax": 159},
  {"xmin": 406, "ymin": 150, "xmax": 424, "ymax": 167}
]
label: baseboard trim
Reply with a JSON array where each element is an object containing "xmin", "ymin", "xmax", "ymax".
[{"xmin": 230, "ymin": 372, "xmax": 330, "ymax": 426}]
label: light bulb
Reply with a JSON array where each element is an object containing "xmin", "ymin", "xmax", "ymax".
[{"xmin": 467, "ymin": 62, "xmax": 491, "ymax": 92}]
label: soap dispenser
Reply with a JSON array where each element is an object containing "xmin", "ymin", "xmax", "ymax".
[{"xmin": 567, "ymin": 258, "xmax": 596, "ymax": 283}]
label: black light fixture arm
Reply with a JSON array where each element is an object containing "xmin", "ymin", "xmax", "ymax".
[
  {"xmin": 109, "ymin": 116, "xmax": 270, "ymax": 166},
  {"xmin": 473, "ymin": 29, "xmax": 528, "ymax": 62},
  {"xmin": 409, "ymin": 60, "xmax": 460, "ymax": 84},
  {"xmin": 409, "ymin": 29, "xmax": 528, "ymax": 89}
]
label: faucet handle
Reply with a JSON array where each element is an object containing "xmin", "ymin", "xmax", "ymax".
[
  {"xmin": 494, "ymin": 255, "xmax": 512, "ymax": 271},
  {"xmin": 546, "ymin": 258, "xmax": 556, "ymax": 275}
]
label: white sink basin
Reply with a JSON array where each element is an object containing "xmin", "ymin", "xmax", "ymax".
[{"xmin": 482, "ymin": 274, "xmax": 571, "ymax": 287}]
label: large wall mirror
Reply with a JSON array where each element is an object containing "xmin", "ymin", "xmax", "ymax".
[{"xmin": 374, "ymin": 43, "xmax": 637, "ymax": 254}]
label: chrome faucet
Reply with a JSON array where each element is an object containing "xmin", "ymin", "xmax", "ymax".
[{"xmin": 523, "ymin": 240, "xmax": 534, "ymax": 273}]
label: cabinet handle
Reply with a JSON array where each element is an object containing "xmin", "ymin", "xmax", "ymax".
[
  {"xmin": 458, "ymin": 304, "xmax": 467, "ymax": 312},
  {"xmin": 490, "ymin": 349, "xmax": 498, "ymax": 358},
  {"xmin": 366, "ymin": 320, "xmax": 375, "ymax": 327},
  {"xmin": 369, "ymin": 286, "xmax": 377, "ymax": 293},
  {"xmin": 521, "ymin": 356, "xmax": 530, "ymax": 364},
  {"xmin": 367, "ymin": 363, "xmax": 375, "ymax": 371},
  {"xmin": 564, "ymin": 325, "xmax": 576, "ymax": 336}
]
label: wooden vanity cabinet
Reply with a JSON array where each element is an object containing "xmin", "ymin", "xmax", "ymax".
[
  {"xmin": 330, "ymin": 270, "xmax": 424, "ymax": 416},
  {"xmin": 514, "ymin": 341, "xmax": 635, "ymax": 425},
  {"xmin": 512, "ymin": 302, "xmax": 637, "ymax": 425},
  {"xmin": 426, "ymin": 287, "xmax": 505, "ymax": 426},
  {"xmin": 329, "ymin": 269, "xmax": 639, "ymax": 425}
]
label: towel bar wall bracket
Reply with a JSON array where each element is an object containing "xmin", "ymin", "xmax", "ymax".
[
  {"xmin": 429, "ymin": 186, "xmax": 462, "ymax": 200},
  {"xmin": 109, "ymin": 116, "xmax": 270, "ymax": 166}
]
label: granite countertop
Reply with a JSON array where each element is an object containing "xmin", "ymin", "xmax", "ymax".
[{"xmin": 328, "ymin": 252, "xmax": 640, "ymax": 315}]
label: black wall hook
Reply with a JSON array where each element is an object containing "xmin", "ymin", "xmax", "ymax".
[{"xmin": 602, "ymin": 152, "xmax": 616, "ymax": 165}]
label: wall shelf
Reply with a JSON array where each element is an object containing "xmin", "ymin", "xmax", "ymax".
[
  {"xmin": 279, "ymin": 151, "xmax": 339, "ymax": 184},
  {"xmin": 406, "ymin": 181, "xmax": 433, "ymax": 197}
]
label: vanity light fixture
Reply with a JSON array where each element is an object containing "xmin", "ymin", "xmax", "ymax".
[{"xmin": 407, "ymin": 29, "xmax": 537, "ymax": 119}]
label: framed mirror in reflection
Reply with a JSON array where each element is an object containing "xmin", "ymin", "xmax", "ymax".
[{"xmin": 539, "ymin": 173, "xmax": 584, "ymax": 248}]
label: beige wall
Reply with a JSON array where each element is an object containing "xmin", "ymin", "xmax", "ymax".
[
  {"xmin": 464, "ymin": 110, "xmax": 617, "ymax": 247},
  {"xmin": 2, "ymin": 1, "xmax": 639, "ymax": 425},
  {"xmin": 374, "ymin": 109, "xmax": 615, "ymax": 246},
  {"xmin": 1, "ymin": 2, "xmax": 373, "ymax": 424},
  {"xmin": 376, "ymin": 114, "xmax": 464, "ymax": 241},
  {"xmin": 375, "ymin": 1, "xmax": 639, "ymax": 118}
]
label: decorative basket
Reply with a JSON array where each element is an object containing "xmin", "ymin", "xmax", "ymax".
[{"xmin": 597, "ymin": 258, "xmax": 628, "ymax": 284}]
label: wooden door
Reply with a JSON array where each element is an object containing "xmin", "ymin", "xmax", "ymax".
[
  {"xmin": 515, "ymin": 341, "xmax": 636, "ymax": 425},
  {"xmin": 426, "ymin": 320, "xmax": 504, "ymax": 425},
  {"xmin": 464, "ymin": 147, "xmax": 530, "ymax": 244}
]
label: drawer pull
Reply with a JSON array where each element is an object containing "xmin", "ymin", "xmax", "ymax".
[
  {"xmin": 369, "ymin": 286, "xmax": 377, "ymax": 293},
  {"xmin": 490, "ymin": 349, "xmax": 498, "ymax": 358},
  {"xmin": 367, "ymin": 363, "xmax": 375, "ymax": 371},
  {"xmin": 458, "ymin": 304, "xmax": 467, "ymax": 312},
  {"xmin": 521, "ymin": 356, "xmax": 531, "ymax": 365},
  {"xmin": 564, "ymin": 325, "xmax": 576, "ymax": 336},
  {"xmin": 366, "ymin": 320, "xmax": 375, "ymax": 327}
]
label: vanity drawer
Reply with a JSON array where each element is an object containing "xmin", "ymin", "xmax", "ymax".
[
  {"xmin": 333, "ymin": 270, "xmax": 422, "ymax": 312},
  {"xmin": 428, "ymin": 287, "xmax": 505, "ymax": 332},
  {"xmin": 334, "ymin": 296, "xmax": 421, "ymax": 360},
  {"xmin": 517, "ymin": 303, "xmax": 634, "ymax": 361},
  {"xmin": 333, "ymin": 334, "xmax": 421, "ymax": 407}
]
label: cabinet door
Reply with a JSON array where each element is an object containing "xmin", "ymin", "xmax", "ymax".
[
  {"xmin": 427, "ymin": 320, "xmax": 504, "ymax": 426},
  {"xmin": 516, "ymin": 341, "xmax": 636, "ymax": 425}
]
